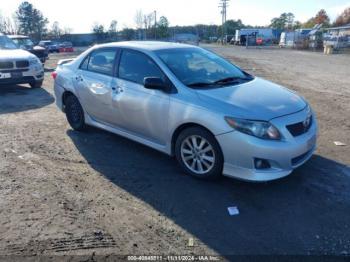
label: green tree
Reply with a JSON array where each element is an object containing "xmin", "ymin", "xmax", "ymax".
[
  {"xmin": 219, "ymin": 19, "xmax": 244, "ymax": 35},
  {"xmin": 270, "ymin": 13, "xmax": 295, "ymax": 30},
  {"xmin": 120, "ymin": 28, "xmax": 135, "ymax": 40},
  {"xmin": 92, "ymin": 23, "xmax": 106, "ymax": 43},
  {"xmin": 157, "ymin": 16, "xmax": 169, "ymax": 38},
  {"xmin": 15, "ymin": 1, "xmax": 48, "ymax": 40}
]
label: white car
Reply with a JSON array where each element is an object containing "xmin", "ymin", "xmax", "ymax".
[
  {"xmin": 0, "ymin": 33, "xmax": 44, "ymax": 88},
  {"xmin": 53, "ymin": 42, "xmax": 317, "ymax": 182}
]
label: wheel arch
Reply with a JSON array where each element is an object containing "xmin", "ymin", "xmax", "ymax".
[
  {"xmin": 61, "ymin": 91, "xmax": 77, "ymax": 112},
  {"xmin": 171, "ymin": 122, "xmax": 218, "ymax": 156}
]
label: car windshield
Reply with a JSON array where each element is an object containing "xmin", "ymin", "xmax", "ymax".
[
  {"xmin": 12, "ymin": 38, "xmax": 34, "ymax": 47},
  {"xmin": 0, "ymin": 36, "xmax": 18, "ymax": 50},
  {"xmin": 156, "ymin": 47, "xmax": 253, "ymax": 88}
]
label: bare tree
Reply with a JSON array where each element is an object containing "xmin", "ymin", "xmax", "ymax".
[
  {"xmin": 134, "ymin": 10, "xmax": 144, "ymax": 29},
  {"xmin": 0, "ymin": 15, "xmax": 19, "ymax": 34},
  {"xmin": 108, "ymin": 20, "xmax": 118, "ymax": 40},
  {"xmin": 63, "ymin": 27, "xmax": 73, "ymax": 35},
  {"xmin": 134, "ymin": 9, "xmax": 144, "ymax": 40},
  {"xmin": 51, "ymin": 21, "xmax": 62, "ymax": 39}
]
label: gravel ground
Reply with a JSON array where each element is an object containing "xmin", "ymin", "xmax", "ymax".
[{"xmin": 0, "ymin": 46, "xmax": 349, "ymax": 259}]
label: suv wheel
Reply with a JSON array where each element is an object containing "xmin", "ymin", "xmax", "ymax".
[
  {"xmin": 175, "ymin": 127, "xmax": 223, "ymax": 180},
  {"xmin": 30, "ymin": 80, "xmax": 43, "ymax": 88},
  {"xmin": 65, "ymin": 95, "xmax": 86, "ymax": 131}
]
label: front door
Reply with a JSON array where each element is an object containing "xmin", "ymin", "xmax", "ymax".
[{"xmin": 111, "ymin": 49, "xmax": 170, "ymax": 145}]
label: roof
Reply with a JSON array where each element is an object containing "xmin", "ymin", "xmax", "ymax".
[
  {"xmin": 99, "ymin": 41, "xmax": 197, "ymax": 51},
  {"xmin": 327, "ymin": 24, "xmax": 350, "ymax": 30}
]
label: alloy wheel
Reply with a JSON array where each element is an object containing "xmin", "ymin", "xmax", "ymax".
[{"xmin": 180, "ymin": 135, "xmax": 216, "ymax": 175}]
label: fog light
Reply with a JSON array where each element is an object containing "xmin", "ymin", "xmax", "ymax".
[{"xmin": 254, "ymin": 158, "xmax": 271, "ymax": 169}]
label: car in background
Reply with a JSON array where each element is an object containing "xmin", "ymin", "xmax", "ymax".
[
  {"xmin": 0, "ymin": 33, "xmax": 44, "ymax": 88},
  {"xmin": 53, "ymin": 41, "xmax": 317, "ymax": 182},
  {"xmin": 8, "ymin": 35, "xmax": 48, "ymax": 63},
  {"xmin": 58, "ymin": 41, "xmax": 74, "ymax": 52},
  {"xmin": 39, "ymin": 40, "xmax": 60, "ymax": 53}
]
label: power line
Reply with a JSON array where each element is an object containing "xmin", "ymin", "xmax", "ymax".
[{"xmin": 219, "ymin": 0, "xmax": 229, "ymax": 45}]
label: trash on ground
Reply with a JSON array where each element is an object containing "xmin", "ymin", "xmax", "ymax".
[
  {"xmin": 227, "ymin": 206, "xmax": 240, "ymax": 216},
  {"xmin": 334, "ymin": 141, "xmax": 347, "ymax": 146},
  {"xmin": 188, "ymin": 238, "xmax": 194, "ymax": 247}
]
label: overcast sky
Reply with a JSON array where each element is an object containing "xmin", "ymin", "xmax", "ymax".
[{"xmin": 1, "ymin": 0, "xmax": 349, "ymax": 33}]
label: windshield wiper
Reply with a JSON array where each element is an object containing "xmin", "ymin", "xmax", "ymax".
[
  {"xmin": 214, "ymin": 76, "xmax": 251, "ymax": 85},
  {"xmin": 186, "ymin": 82, "xmax": 215, "ymax": 88},
  {"xmin": 187, "ymin": 75, "xmax": 253, "ymax": 88}
]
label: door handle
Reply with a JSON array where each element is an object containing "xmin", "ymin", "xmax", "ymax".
[
  {"xmin": 75, "ymin": 76, "xmax": 83, "ymax": 82},
  {"xmin": 112, "ymin": 86, "xmax": 123, "ymax": 93}
]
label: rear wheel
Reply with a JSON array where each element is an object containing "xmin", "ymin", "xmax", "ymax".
[
  {"xmin": 30, "ymin": 80, "xmax": 43, "ymax": 88},
  {"xmin": 175, "ymin": 127, "xmax": 223, "ymax": 180},
  {"xmin": 65, "ymin": 95, "xmax": 86, "ymax": 131}
]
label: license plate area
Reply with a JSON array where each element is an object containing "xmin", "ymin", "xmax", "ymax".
[
  {"xmin": 0, "ymin": 73, "xmax": 11, "ymax": 79},
  {"xmin": 11, "ymin": 72, "xmax": 23, "ymax": 79}
]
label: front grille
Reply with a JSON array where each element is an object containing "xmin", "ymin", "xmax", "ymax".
[
  {"xmin": 0, "ymin": 61, "xmax": 14, "ymax": 70},
  {"xmin": 16, "ymin": 60, "xmax": 29, "ymax": 68},
  {"xmin": 292, "ymin": 150, "xmax": 312, "ymax": 166},
  {"xmin": 286, "ymin": 116, "xmax": 313, "ymax": 137}
]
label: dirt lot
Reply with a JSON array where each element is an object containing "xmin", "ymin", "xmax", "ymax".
[{"xmin": 0, "ymin": 45, "xmax": 349, "ymax": 259}]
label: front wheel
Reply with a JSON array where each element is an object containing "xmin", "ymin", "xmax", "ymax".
[
  {"xmin": 65, "ymin": 95, "xmax": 86, "ymax": 131},
  {"xmin": 175, "ymin": 127, "xmax": 223, "ymax": 180}
]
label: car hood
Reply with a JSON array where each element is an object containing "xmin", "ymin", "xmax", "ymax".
[
  {"xmin": 33, "ymin": 46, "xmax": 46, "ymax": 51},
  {"xmin": 196, "ymin": 77, "xmax": 306, "ymax": 121},
  {"xmin": 0, "ymin": 49, "xmax": 35, "ymax": 60}
]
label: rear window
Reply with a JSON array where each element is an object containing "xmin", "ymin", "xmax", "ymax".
[{"xmin": 86, "ymin": 49, "xmax": 117, "ymax": 76}]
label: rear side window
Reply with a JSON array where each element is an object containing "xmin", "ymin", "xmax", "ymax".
[
  {"xmin": 118, "ymin": 50, "xmax": 165, "ymax": 84},
  {"xmin": 87, "ymin": 49, "xmax": 117, "ymax": 76}
]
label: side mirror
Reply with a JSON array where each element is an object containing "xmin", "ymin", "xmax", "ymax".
[{"xmin": 143, "ymin": 77, "xmax": 170, "ymax": 93}]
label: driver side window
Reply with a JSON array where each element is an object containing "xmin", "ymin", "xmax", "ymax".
[{"xmin": 118, "ymin": 50, "xmax": 165, "ymax": 85}]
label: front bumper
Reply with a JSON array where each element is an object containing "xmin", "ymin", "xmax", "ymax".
[
  {"xmin": 0, "ymin": 66, "xmax": 44, "ymax": 86},
  {"xmin": 216, "ymin": 108, "xmax": 318, "ymax": 182}
]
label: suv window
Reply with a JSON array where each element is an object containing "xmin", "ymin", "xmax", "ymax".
[
  {"xmin": 87, "ymin": 49, "xmax": 116, "ymax": 76},
  {"xmin": 119, "ymin": 50, "xmax": 164, "ymax": 84}
]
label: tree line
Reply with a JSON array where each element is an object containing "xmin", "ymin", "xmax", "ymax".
[
  {"xmin": 0, "ymin": 1, "xmax": 72, "ymax": 40},
  {"xmin": 0, "ymin": 1, "xmax": 349, "ymax": 42}
]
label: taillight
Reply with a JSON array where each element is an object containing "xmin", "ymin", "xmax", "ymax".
[{"xmin": 51, "ymin": 71, "xmax": 57, "ymax": 79}]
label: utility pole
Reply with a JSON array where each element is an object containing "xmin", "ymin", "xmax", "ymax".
[
  {"xmin": 219, "ymin": 0, "xmax": 229, "ymax": 45},
  {"xmin": 154, "ymin": 10, "xmax": 157, "ymax": 40}
]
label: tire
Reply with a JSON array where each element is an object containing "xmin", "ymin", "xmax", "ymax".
[
  {"xmin": 175, "ymin": 127, "xmax": 223, "ymax": 180},
  {"xmin": 65, "ymin": 95, "xmax": 86, "ymax": 131},
  {"xmin": 30, "ymin": 80, "xmax": 43, "ymax": 88}
]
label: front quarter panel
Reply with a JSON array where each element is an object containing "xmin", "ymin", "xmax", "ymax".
[{"xmin": 168, "ymin": 94, "xmax": 233, "ymax": 139}]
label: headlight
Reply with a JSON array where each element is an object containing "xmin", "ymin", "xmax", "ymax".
[
  {"xmin": 29, "ymin": 57, "xmax": 40, "ymax": 66},
  {"xmin": 225, "ymin": 117, "xmax": 281, "ymax": 140}
]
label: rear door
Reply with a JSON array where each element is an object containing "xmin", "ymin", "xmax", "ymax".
[{"xmin": 74, "ymin": 48, "xmax": 119, "ymax": 124}]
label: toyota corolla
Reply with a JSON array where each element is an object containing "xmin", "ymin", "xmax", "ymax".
[{"xmin": 53, "ymin": 41, "xmax": 317, "ymax": 181}]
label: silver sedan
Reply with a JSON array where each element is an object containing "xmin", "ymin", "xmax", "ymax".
[{"xmin": 53, "ymin": 41, "xmax": 317, "ymax": 181}]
